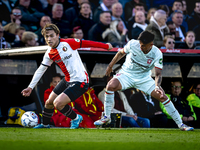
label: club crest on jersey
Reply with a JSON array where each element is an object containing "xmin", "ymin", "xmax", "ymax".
[
  {"xmin": 147, "ymin": 59, "xmax": 152, "ymax": 64},
  {"xmin": 74, "ymin": 38, "xmax": 80, "ymax": 42},
  {"xmin": 63, "ymin": 46, "xmax": 67, "ymax": 52}
]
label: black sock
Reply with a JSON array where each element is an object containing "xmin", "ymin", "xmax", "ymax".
[
  {"xmin": 59, "ymin": 105, "xmax": 77, "ymax": 120},
  {"xmin": 42, "ymin": 108, "xmax": 54, "ymax": 125}
]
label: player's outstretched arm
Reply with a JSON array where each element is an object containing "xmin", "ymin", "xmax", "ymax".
[
  {"xmin": 21, "ymin": 87, "xmax": 32, "ymax": 97},
  {"xmin": 21, "ymin": 64, "xmax": 48, "ymax": 97}
]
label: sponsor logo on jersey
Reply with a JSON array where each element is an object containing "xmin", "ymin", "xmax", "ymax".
[
  {"xmin": 55, "ymin": 54, "xmax": 72, "ymax": 63},
  {"xmin": 74, "ymin": 38, "xmax": 80, "ymax": 42},
  {"xmin": 63, "ymin": 46, "xmax": 67, "ymax": 52},
  {"xmin": 131, "ymin": 58, "xmax": 149, "ymax": 69},
  {"xmin": 132, "ymin": 53, "xmax": 137, "ymax": 56},
  {"xmin": 116, "ymin": 73, "xmax": 121, "ymax": 76},
  {"xmin": 147, "ymin": 59, "xmax": 152, "ymax": 64},
  {"xmin": 159, "ymin": 58, "xmax": 163, "ymax": 64}
]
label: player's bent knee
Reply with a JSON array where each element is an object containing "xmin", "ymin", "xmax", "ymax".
[
  {"xmin": 45, "ymin": 99, "xmax": 54, "ymax": 109},
  {"xmin": 53, "ymin": 99, "xmax": 65, "ymax": 110},
  {"xmin": 106, "ymin": 78, "xmax": 121, "ymax": 91}
]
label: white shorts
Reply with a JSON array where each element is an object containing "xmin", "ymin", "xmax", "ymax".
[{"xmin": 114, "ymin": 72, "xmax": 155, "ymax": 95}]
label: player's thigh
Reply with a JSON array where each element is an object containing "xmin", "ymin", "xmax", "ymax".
[
  {"xmin": 54, "ymin": 82, "xmax": 89, "ymax": 108},
  {"xmin": 53, "ymin": 78, "xmax": 69, "ymax": 96},
  {"xmin": 113, "ymin": 73, "xmax": 135, "ymax": 91},
  {"xmin": 134, "ymin": 76, "xmax": 155, "ymax": 95},
  {"xmin": 106, "ymin": 78, "xmax": 122, "ymax": 91}
]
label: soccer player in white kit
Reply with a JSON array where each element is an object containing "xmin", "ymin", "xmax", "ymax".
[
  {"xmin": 94, "ymin": 31, "xmax": 194, "ymax": 131},
  {"xmin": 21, "ymin": 23, "xmax": 113, "ymax": 129}
]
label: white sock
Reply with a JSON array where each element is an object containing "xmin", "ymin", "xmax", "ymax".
[
  {"xmin": 162, "ymin": 99, "xmax": 182, "ymax": 127},
  {"xmin": 104, "ymin": 90, "xmax": 114, "ymax": 118}
]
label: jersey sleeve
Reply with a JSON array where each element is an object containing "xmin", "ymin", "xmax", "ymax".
[
  {"xmin": 154, "ymin": 50, "xmax": 163, "ymax": 70},
  {"xmin": 123, "ymin": 39, "xmax": 135, "ymax": 54},
  {"xmin": 63, "ymin": 38, "xmax": 109, "ymax": 50},
  {"xmin": 41, "ymin": 50, "xmax": 53, "ymax": 66}
]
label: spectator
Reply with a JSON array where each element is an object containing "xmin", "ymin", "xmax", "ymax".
[
  {"xmin": 0, "ymin": 25, "xmax": 11, "ymax": 49},
  {"xmin": 43, "ymin": 0, "xmax": 58, "ymax": 18},
  {"xmin": 3, "ymin": 7, "xmax": 28, "ymax": 43},
  {"xmin": 51, "ymin": 3, "xmax": 72, "ymax": 38},
  {"xmin": 102, "ymin": 20, "xmax": 128, "ymax": 47},
  {"xmin": 72, "ymin": 2, "xmax": 95, "ymax": 40},
  {"xmin": 145, "ymin": 9, "xmax": 169, "ymax": 48},
  {"xmin": 160, "ymin": 35, "xmax": 175, "ymax": 49},
  {"xmin": 17, "ymin": 0, "xmax": 45, "ymax": 32},
  {"xmin": 98, "ymin": 74, "xmax": 150, "ymax": 128},
  {"xmin": 12, "ymin": 31, "xmax": 38, "ymax": 47},
  {"xmin": 129, "ymin": 11, "xmax": 148, "ymax": 40},
  {"xmin": 124, "ymin": 0, "xmax": 146, "ymax": 22},
  {"xmin": 160, "ymin": 81, "xmax": 196, "ymax": 128},
  {"xmin": 129, "ymin": 90, "xmax": 168, "ymax": 128},
  {"xmin": 172, "ymin": 10, "xmax": 186, "ymax": 42},
  {"xmin": 71, "ymin": 26, "xmax": 84, "ymax": 40},
  {"xmin": 35, "ymin": 16, "xmax": 51, "ymax": 45},
  {"xmin": 166, "ymin": 21, "xmax": 182, "ymax": 41},
  {"xmin": 15, "ymin": 26, "xmax": 26, "ymax": 42},
  {"xmin": 127, "ymin": 3, "xmax": 146, "ymax": 34},
  {"xmin": 111, "ymin": 2, "xmax": 127, "ymax": 29},
  {"xmin": 146, "ymin": 7, "xmax": 157, "ymax": 22},
  {"xmin": 64, "ymin": 0, "xmax": 89, "ymax": 25},
  {"xmin": 159, "ymin": 5, "xmax": 170, "ymax": 18},
  {"xmin": 187, "ymin": 82, "xmax": 200, "ymax": 127},
  {"xmin": 187, "ymin": 0, "xmax": 200, "ymax": 31},
  {"xmin": 167, "ymin": 0, "xmax": 188, "ymax": 32},
  {"xmin": 178, "ymin": 31, "xmax": 196, "ymax": 49},
  {"xmin": 181, "ymin": 0, "xmax": 190, "ymax": 22},
  {"xmin": 88, "ymin": 11, "xmax": 111, "ymax": 42},
  {"xmin": 93, "ymin": 0, "xmax": 117, "ymax": 23},
  {"xmin": 8, "ymin": 7, "xmax": 22, "ymax": 26},
  {"xmin": 0, "ymin": 0, "xmax": 15, "ymax": 26},
  {"xmin": 44, "ymin": 74, "xmax": 62, "ymax": 103},
  {"xmin": 171, "ymin": 0, "xmax": 183, "ymax": 12}
]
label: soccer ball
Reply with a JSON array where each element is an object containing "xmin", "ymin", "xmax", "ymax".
[{"xmin": 21, "ymin": 111, "xmax": 39, "ymax": 128}]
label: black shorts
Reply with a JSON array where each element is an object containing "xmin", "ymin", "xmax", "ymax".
[{"xmin": 53, "ymin": 78, "xmax": 89, "ymax": 102}]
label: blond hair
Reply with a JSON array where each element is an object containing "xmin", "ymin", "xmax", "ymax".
[{"xmin": 21, "ymin": 31, "xmax": 37, "ymax": 44}]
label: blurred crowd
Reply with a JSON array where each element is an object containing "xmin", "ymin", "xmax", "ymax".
[{"xmin": 0, "ymin": 0, "xmax": 200, "ymax": 49}]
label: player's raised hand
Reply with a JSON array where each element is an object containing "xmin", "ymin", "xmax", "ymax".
[
  {"xmin": 21, "ymin": 87, "xmax": 32, "ymax": 97},
  {"xmin": 106, "ymin": 43, "xmax": 113, "ymax": 50}
]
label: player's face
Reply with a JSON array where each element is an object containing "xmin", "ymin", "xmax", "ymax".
[
  {"xmin": 139, "ymin": 41, "xmax": 153, "ymax": 54},
  {"xmin": 44, "ymin": 30, "xmax": 59, "ymax": 48}
]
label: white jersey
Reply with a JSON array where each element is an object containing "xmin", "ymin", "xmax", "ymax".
[
  {"xmin": 120, "ymin": 39, "xmax": 163, "ymax": 78},
  {"xmin": 42, "ymin": 38, "xmax": 89, "ymax": 83},
  {"xmin": 28, "ymin": 38, "xmax": 109, "ymax": 89}
]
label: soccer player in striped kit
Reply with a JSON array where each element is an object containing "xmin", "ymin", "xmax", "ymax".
[{"xmin": 21, "ymin": 23, "xmax": 112, "ymax": 129}]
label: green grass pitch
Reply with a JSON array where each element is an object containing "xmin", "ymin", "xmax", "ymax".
[{"xmin": 0, "ymin": 127, "xmax": 200, "ymax": 150}]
